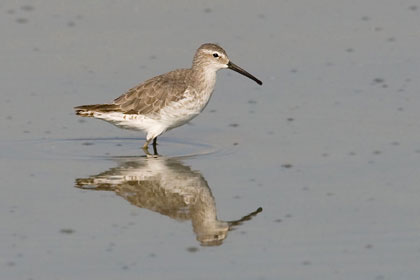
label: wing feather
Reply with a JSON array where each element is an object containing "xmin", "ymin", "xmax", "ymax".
[{"xmin": 113, "ymin": 69, "xmax": 190, "ymax": 115}]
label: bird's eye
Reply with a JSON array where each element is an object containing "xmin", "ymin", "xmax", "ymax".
[{"xmin": 213, "ymin": 53, "xmax": 219, "ymax": 58}]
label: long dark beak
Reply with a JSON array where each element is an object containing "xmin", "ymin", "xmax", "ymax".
[{"xmin": 227, "ymin": 61, "xmax": 263, "ymax": 85}]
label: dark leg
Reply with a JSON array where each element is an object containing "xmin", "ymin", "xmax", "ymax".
[
  {"xmin": 152, "ymin": 137, "xmax": 158, "ymax": 155},
  {"xmin": 143, "ymin": 137, "xmax": 159, "ymax": 157}
]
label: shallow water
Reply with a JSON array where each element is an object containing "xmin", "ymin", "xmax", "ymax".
[{"xmin": 2, "ymin": 0, "xmax": 420, "ymax": 279}]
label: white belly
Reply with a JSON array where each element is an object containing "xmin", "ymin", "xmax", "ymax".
[
  {"xmin": 92, "ymin": 88, "xmax": 214, "ymax": 140},
  {"xmin": 157, "ymin": 89, "xmax": 214, "ymax": 130}
]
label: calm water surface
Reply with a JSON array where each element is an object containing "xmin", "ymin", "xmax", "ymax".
[{"xmin": 1, "ymin": 1, "xmax": 420, "ymax": 279}]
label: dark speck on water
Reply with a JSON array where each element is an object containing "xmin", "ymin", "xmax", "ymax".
[
  {"xmin": 16, "ymin": 18, "xmax": 28, "ymax": 24},
  {"xmin": 409, "ymin": 5, "xmax": 418, "ymax": 11},
  {"xmin": 82, "ymin": 142, "xmax": 94, "ymax": 146},
  {"xmin": 373, "ymin": 78, "xmax": 384, "ymax": 84},
  {"xmin": 203, "ymin": 8, "xmax": 212, "ymax": 13},
  {"xmin": 187, "ymin": 247, "xmax": 199, "ymax": 253},
  {"xmin": 60, "ymin": 228, "xmax": 75, "ymax": 234},
  {"xmin": 281, "ymin": 163, "xmax": 293, "ymax": 168},
  {"xmin": 21, "ymin": 5, "xmax": 35, "ymax": 12},
  {"xmin": 229, "ymin": 123, "xmax": 239, "ymax": 127}
]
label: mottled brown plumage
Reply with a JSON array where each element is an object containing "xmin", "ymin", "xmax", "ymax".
[
  {"xmin": 113, "ymin": 69, "xmax": 190, "ymax": 115},
  {"xmin": 74, "ymin": 43, "xmax": 262, "ymax": 153},
  {"xmin": 75, "ymin": 69, "xmax": 191, "ymax": 116},
  {"xmin": 75, "ymin": 157, "xmax": 263, "ymax": 246}
]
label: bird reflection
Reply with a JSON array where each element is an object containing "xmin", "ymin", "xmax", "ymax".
[{"xmin": 75, "ymin": 156, "xmax": 262, "ymax": 246}]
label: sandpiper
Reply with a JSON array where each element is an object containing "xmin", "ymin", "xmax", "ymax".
[{"xmin": 75, "ymin": 43, "xmax": 262, "ymax": 153}]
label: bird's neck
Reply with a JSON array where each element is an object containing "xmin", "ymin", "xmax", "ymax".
[{"xmin": 189, "ymin": 66, "xmax": 218, "ymax": 93}]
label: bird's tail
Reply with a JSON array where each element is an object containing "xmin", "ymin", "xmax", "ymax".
[{"xmin": 74, "ymin": 104, "xmax": 119, "ymax": 117}]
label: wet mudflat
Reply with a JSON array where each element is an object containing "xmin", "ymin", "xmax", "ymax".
[{"xmin": 1, "ymin": 1, "xmax": 420, "ymax": 279}]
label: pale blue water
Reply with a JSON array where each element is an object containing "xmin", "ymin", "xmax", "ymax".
[{"xmin": 1, "ymin": 1, "xmax": 420, "ymax": 279}]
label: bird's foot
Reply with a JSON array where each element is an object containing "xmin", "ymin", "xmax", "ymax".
[{"xmin": 142, "ymin": 145, "xmax": 159, "ymax": 158}]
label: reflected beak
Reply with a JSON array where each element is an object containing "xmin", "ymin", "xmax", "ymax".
[
  {"xmin": 227, "ymin": 61, "xmax": 263, "ymax": 85},
  {"xmin": 227, "ymin": 207, "xmax": 263, "ymax": 228}
]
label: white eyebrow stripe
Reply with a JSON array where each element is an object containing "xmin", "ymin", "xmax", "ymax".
[{"xmin": 202, "ymin": 49, "xmax": 221, "ymax": 55}]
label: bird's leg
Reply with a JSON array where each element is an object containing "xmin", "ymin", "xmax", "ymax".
[
  {"xmin": 142, "ymin": 139, "xmax": 151, "ymax": 149},
  {"xmin": 142, "ymin": 139, "xmax": 152, "ymax": 156},
  {"xmin": 142, "ymin": 145, "xmax": 155, "ymax": 158},
  {"xmin": 142, "ymin": 137, "xmax": 159, "ymax": 158},
  {"xmin": 152, "ymin": 137, "xmax": 158, "ymax": 156}
]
